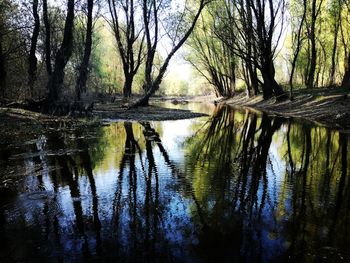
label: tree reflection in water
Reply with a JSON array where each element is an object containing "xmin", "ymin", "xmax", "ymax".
[{"xmin": 0, "ymin": 105, "xmax": 349, "ymax": 262}]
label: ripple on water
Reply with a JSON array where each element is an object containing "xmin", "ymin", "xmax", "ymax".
[{"xmin": 26, "ymin": 191, "xmax": 51, "ymax": 200}]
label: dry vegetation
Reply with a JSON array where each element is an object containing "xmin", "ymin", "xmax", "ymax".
[{"xmin": 226, "ymin": 88, "xmax": 350, "ymax": 130}]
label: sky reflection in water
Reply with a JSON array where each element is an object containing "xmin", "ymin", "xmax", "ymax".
[{"xmin": 0, "ymin": 103, "xmax": 349, "ymax": 262}]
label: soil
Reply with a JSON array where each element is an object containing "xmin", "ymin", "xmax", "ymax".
[
  {"xmin": 0, "ymin": 107, "xmax": 102, "ymax": 144},
  {"xmin": 0, "ymin": 101, "xmax": 207, "ymax": 142},
  {"xmin": 94, "ymin": 103, "xmax": 207, "ymax": 121},
  {"xmin": 224, "ymin": 87, "xmax": 350, "ymax": 130}
]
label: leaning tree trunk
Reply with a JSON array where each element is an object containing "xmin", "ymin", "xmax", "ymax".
[
  {"xmin": 43, "ymin": 0, "xmax": 52, "ymax": 76},
  {"xmin": 28, "ymin": 0, "xmax": 40, "ymax": 97},
  {"xmin": 130, "ymin": 0, "xmax": 206, "ymax": 108},
  {"xmin": 47, "ymin": 0, "xmax": 75, "ymax": 103},
  {"xmin": 75, "ymin": 0, "xmax": 93, "ymax": 101}
]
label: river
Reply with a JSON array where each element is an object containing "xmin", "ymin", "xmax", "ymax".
[{"xmin": 0, "ymin": 102, "xmax": 349, "ymax": 262}]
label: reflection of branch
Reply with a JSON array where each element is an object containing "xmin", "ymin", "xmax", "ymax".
[
  {"xmin": 139, "ymin": 122, "xmax": 208, "ymax": 227},
  {"xmin": 76, "ymin": 131, "xmax": 102, "ymax": 254},
  {"xmin": 46, "ymin": 132, "xmax": 89, "ymax": 255}
]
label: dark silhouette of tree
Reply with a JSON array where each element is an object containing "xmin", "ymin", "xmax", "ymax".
[
  {"xmin": 107, "ymin": 0, "xmax": 145, "ymax": 98},
  {"xmin": 306, "ymin": 0, "xmax": 323, "ymax": 89},
  {"xmin": 289, "ymin": 0, "xmax": 306, "ymax": 99},
  {"xmin": 75, "ymin": 0, "xmax": 94, "ymax": 101},
  {"xmin": 224, "ymin": 0, "xmax": 261, "ymax": 97},
  {"xmin": 28, "ymin": 0, "xmax": 40, "ymax": 97},
  {"xmin": 228, "ymin": 0, "xmax": 286, "ymax": 99},
  {"xmin": 130, "ymin": 0, "xmax": 209, "ymax": 107},
  {"xmin": 251, "ymin": 0, "xmax": 286, "ymax": 99},
  {"xmin": 47, "ymin": 0, "xmax": 75, "ymax": 103},
  {"xmin": 329, "ymin": 0, "xmax": 342, "ymax": 86},
  {"xmin": 76, "ymin": 131, "xmax": 102, "ymax": 255},
  {"xmin": 42, "ymin": 0, "xmax": 52, "ymax": 76},
  {"xmin": 341, "ymin": 3, "xmax": 350, "ymax": 88},
  {"xmin": 0, "ymin": 33, "xmax": 5, "ymax": 98}
]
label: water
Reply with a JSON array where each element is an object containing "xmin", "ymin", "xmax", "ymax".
[{"xmin": 0, "ymin": 103, "xmax": 349, "ymax": 262}]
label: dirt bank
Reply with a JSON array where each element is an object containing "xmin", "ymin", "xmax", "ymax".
[
  {"xmin": 94, "ymin": 103, "xmax": 207, "ymax": 121},
  {"xmin": 0, "ymin": 107, "xmax": 103, "ymax": 144},
  {"xmin": 0, "ymin": 102, "xmax": 207, "ymax": 141},
  {"xmin": 225, "ymin": 88, "xmax": 350, "ymax": 130}
]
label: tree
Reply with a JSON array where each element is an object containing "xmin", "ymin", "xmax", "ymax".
[
  {"xmin": 187, "ymin": 2, "xmax": 236, "ymax": 98},
  {"xmin": 225, "ymin": 0, "xmax": 286, "ymax": 99},
  {"xmin": 228, "ymin": 0, "xmax": 260, "ymax": 96},
  {"xmin": 329, "ymin": 0, "xmax": 342, "ymax": 86},
  {"xmin": 42, "ymin": 0, "xmax": 52, "ymax": 76},
  {"xmin": 289, "ymin": 0, "xmax": 307, "ymax": 99},
  {"xmin": 306, "ymin": 0, "xmax": 323, "ymax": 89},
  {"xmin": 249, "ymin": 0, "xmax": 286, "ymax": 99},
  {"xmin": 341, "ymin": 1, "xmax": 350, "ymax": 88},
  {"xmin": 0, "ymin": 26, "xmax": 5, "ymax": 98},
  {"xmin": 0, "ymin": 0, "xmax": 28, "ymax": 99},
  {"xmin": 75, "ymin": 0, "xmax": 94, "ymax": 101},
  {"xmin": 241, "ymin": 0, "xmax": 259, "ymax": 96},
  {"xmin": 131, "ymin": 0, "xmax": 209, "ymax": 107},
  {"xmin": 107, "ymin": 0, "xmax": 145, "ymax": 98},
  {"xmin": 28, "ymin": 0, "xmax": 40, "ymax": 97},
  {"xmin": 47, "ymin": 0, "xmax": 75, "ymax": 103}
]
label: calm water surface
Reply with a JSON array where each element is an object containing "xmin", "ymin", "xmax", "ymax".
[{"xmin": 0, "ymin": 103, "xmax": 349, "ymax": 262}]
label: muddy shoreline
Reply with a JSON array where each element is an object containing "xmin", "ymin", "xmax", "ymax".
[
  {"xmin": 93, "ymin": 103, "xmax": 207, "ymax": 121},
  {"xmin": 0, "ymin": 102, "xmax": 207, "ymax": 142},
  {"xmin": 224, "ymin": 89, "xmax": 350, "ymax": 131},
  {"xmin": 1, "ymin": 89, "xmax": 350, "ymax": 137}
]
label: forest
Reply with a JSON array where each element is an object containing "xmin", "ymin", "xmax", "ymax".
[
  {"xmin": 1, "ymin": 0, "xmax": 350, "ymax": 262},
  {"xmin": 1, "ymin": 0, "xmax": 350, "ymax": 110}
]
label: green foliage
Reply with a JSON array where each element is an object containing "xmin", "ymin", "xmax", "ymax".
[
  {"xmin": 1, "ymin": 0, "xmax": 350, "ymax": 101},
  {"xmin": 289, "ymin": 0, "xmax": 346, "ymax": 87},
  {"xmin": 186, "ymin": 0, "xmax": 236, "ymax": 97}
]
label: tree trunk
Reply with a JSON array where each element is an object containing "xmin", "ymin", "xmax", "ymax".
[
  {"xmin": 129, "ymin": 0, "xmax": 206, "ymax": 108},
  {"xmin": 47, "ymin": 0, "xmax": 75, "ymax": 103},
  {"xmin": 261, "ymin": 59, "xmax": 285, "ymax": 100},
  {"xmin": 108, "ymin": 0, "xmax": 144, "ymax": 99},
  {"xmin": 123, "ymin": 74, "xmax": 133, "ymax": 98},
  {"xmin": 133, "ymin": 83, "xmax": 154, "ymax": 107},
  {"xmin": 28, "ymin": 0, "xmax": 40, "ymax": 97},
  {"xmin": 249, "ymin": 63, "xmax": 259, "ymax": 95},
  {"xmin": 0, "ymin": 35, "xmax": 6, "ymax": 98},
  {"xmin": 307, "ymin": 0, "xmax": 317, "ymax": 89},
  {"xmin": 307, "ymin": 37, "xmax": 316, "ymax": 89},
  {"xmin": 342, "ymin": 53, "xmax": 350, "ymax": 87},
  {"xmin": 43, "ymin": 0, "xmax": 52, "ymax": 76},
  {"xmin": 329, "ymin": 17, "xmax": 340, "ymax": 86},
  {"xmin": 75, "ymin": 0, "xmax": 93, "ymax": 101},
  {"xmin": 260, "ymin": 71, "xmax": 274, "ymax": 99},
  {"xmin": 289, "ymin": 0, "xmax": 306, "ymax": 100}
]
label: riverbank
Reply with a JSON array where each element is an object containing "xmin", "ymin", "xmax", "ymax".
[
  {"xmin": 225, "ymin": 87, "xmax": 350, "ymax": 130},
  {"xmin": 94, "ymin": 103, "xmax": 207, "ymax": 121},
  {"xmin": 0, "ymin": 107, "xmax": 103, "ymax": 144},
  {"xmin": 0, "ymin": 101, "xmax": 207, "ymax": 142}
]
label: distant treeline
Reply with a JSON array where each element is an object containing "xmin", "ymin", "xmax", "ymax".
[
  {"xmin": 0, "ymin": 0, "xmax": 208, "ymax": 107},
  {"xmin": 1, "ymin": 0, "xmax": 349, "ymax": 106}
]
